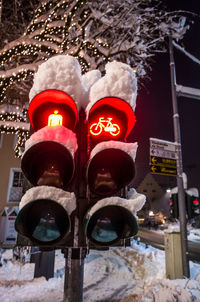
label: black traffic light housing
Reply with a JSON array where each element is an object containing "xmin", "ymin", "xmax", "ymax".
[
  {"xmin": 186, "ymin": 194, "xmax": 200, "ymax": 219},
  {"xmin": 83, "ymin": 96, "xmax": 139, "ymax": 247},
  {"xmin": 15, "ymin": 90, "xmax": 78, "ymax": 247},
  {"xmin": 170, "ymin": 192, "xmax": 200, "ymax": 220},
  {"xmin": 170, "ymin": 193, "xmax": 179, "ymax": 219},
  {"xmin": 15, "ymin": 91, "xmax": 143, "ymax": 249},
  {"xmin": 87, "ymin": 144, "xmax": 136, "ymax": 196}
]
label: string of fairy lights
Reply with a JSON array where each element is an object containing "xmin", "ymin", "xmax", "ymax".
[
  {"xmin": 0, "ymin": 105, "xmax": 29, "ymax": 157},
  {"xmin": 0, "ymin": 0, "xmax": 111, "ymax": 157}
]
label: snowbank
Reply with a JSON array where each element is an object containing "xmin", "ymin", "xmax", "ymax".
[{"xmin": 0, "ymin": 243, "xmax": 200, "ymax": 302}]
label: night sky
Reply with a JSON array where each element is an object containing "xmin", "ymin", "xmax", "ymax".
[{"xmin": 130, "ymin": 0, "xmax": 200, "ymax": 193}]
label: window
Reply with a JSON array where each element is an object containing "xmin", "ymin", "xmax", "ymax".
[
  {"xmin": 7, "ymin": 169, "xmax": 24, "ymax": 202},
  {"xmin": 12, "ymin": 171, "xmax": 24, "ymax": 187}
]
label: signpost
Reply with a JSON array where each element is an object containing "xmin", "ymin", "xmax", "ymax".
[{"xmin": 150, "ymin": 138, "xmax": 177, "ymax": 176}]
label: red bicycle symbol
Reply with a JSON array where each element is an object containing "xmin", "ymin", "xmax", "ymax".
[{"xmin": 90, "ymin": 117, "xmax": 120, "ymax": 136}]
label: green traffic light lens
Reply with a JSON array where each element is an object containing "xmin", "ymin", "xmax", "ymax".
[
  {"xmin": 15, "ymin": 199, "xmax": 70, "ymax": 245},
  {"xmin": 86, "ymin": 205, "xmax": 138, "ymax": 246},
  {"xmin": 91, "ymin": 216, "xmax": 119, "ymax": 243},
  {"xmin": 32, "ymin": 213, "xmax": 61, "ymax": 242}
]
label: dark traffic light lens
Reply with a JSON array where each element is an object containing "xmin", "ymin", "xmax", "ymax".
[
  {"xmin": 87, "ymin": 149, "xmax": 135, "ymax": 196},
  {"xmin": 32, "ymin": 213, "xmax": 61, "ymax": 242},
  {"xmin": 15, "ymin": 199, "xmax": 70, "ymax": 245},
  {"xmin": 86, "ymin": 205, "xmax": 138, "ymax": 245},
  {"xmin": 21, "ymin": 141, "xmax": 74, "ymax": 189},
  {"xmin": 91, "ymin": 216, "xmax": 119, "ymax": 243}
]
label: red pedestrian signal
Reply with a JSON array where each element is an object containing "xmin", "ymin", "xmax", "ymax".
[
  {"xmin": 48, "ymin": 110, "xmax": 63, "ymax": 126},
  {"xmin": 15, "ymin": 89, "xmax": 78, "ymax": 246},
  {"xmin": 28, "ymin": 90, "xmax": 78, "ymax": 131}
]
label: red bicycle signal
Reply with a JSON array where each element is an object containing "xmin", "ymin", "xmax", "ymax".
[{"xmin": 90, "ymin": 117, "xmax": 120, "ymax": 136}]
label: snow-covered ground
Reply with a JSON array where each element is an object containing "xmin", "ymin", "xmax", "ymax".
[
  {"xmin": 0, "ymin": 241, "xmax": 199, "ymax": 302},
  {"xmin": 188, "ymin": 228, "xmax": 200, "ymax": 242}
]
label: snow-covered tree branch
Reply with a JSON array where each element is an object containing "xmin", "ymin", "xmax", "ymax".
[
  {"xmin": 0, "ymin": 0, "xmax": 192, "ymax": 157},
  {"xmin": 0, "ymin": 0, "xmax": 190, "ymax": 107}
]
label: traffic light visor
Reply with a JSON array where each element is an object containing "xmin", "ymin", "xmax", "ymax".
[
  {"xmin": 85, "ymin": 205, "xmax": 138, "ymax": 246},
  {"xmin": 21, "ymin": 140, "xmax": 75, "ymax": 188},
  {"xmin": 87, "ymin": 146, "xmax": 136, "ymax": 196},
  {"xmin": 88, "ymin": 97, "xmax": 135, "ymax": 139},
  {"xmin": 28, "ymin": 90, "xmax": 78, "ymax": 131},
  {"xmin": 15, "ymin": 199, "xmax": 70, "ymax": 245}
]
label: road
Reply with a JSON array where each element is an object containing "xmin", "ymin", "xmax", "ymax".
[{"xmin": 136, "ymin": 227, "xmax": 200, "ymax": 262}]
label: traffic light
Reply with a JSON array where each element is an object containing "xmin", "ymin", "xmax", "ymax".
[
  {"xmin": 15, "ymin": 86, "xmax": 145, "ymax": 249},
  {"xmin": 185, "ymin": 193, "xmax": 200, "ymax": 219},
  {"xmin": 84, "ymin": 97, "xmax": 140, "ymax": 246},
  {"xmin": 15, "ymin": 89, "xmax": 78, "ymax": 246},
  {"xmin": 169, "ymin": 193, "xmax": 179, "ymax": 219},
  {"xmin": 170, "ymin": 192, "xmax": 200, "ymax": 220}
]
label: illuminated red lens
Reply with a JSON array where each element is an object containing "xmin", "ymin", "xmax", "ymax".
[
  {"xmin": 193, "ymin": 199, "xmax": 199, "ymax": 205},
  {"xmin": 90, "ymin": 116, "xmax": 120, "ymax": 137},
  {"xmin": 88, "ymin": 97, "xmax": 135, "ymax": 139},
  {"xmin": 170, "ymin": 201, "xmax": 173, "ymax": 206},
  {"xmin": 28, "ymin": 90, "xmax": 78, "ymax": 131},
  {"xmin": 48, "ymin": 110, "xmax": 63, "ymax": 126}
]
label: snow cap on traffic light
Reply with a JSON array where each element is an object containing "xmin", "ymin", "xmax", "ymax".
[
  {"xmin": 85, "ymin": 188, "xmax": 146, "ymax": 245},
  {"xmin": 86, "ymin": 61, "xmax": 138, "ymax": 116},
  {"xmin": 29, "ymin": 55, "xmax": 87, "ymax": 110},
  {"xmin": 21, "ymin": 126, "xmax": 78, "ymax": 188},
  {"xmin": 15, "ymin": 186, "xmax": 76, "ymax": 245}
]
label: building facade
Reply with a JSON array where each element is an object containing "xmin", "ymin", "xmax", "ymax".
[{"xmin": 0, "ymin": 133, "xmax": 22, "ymax": 216}]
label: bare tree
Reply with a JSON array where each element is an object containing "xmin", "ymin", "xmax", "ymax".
[{"xmin": 0, "ymin": 0, "xmax": 190, "ymax": 156}]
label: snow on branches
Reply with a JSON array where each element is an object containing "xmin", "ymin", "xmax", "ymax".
[
  {"xmin": 0, "ymin": 0, "xmax": 189, "ymax": 103},
  {"xmin": 0, "ymin": 0, "xmax": 190, "ymax": 156}
]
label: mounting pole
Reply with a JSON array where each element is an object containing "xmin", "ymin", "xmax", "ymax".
[
  {"xmin": 63, "ymin": 248, "xmax": 87, "ymax": 302},
  {"xmin": 169, "ymin": 35, "xmax": 190, "ymax": 278}
]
